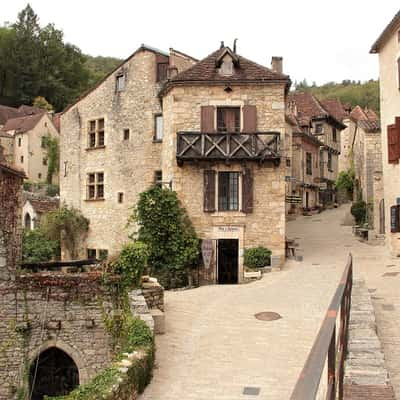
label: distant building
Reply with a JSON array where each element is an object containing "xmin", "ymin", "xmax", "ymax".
[
  {"xmin": 22, "ymin": 193, "xmax": 59, "ymax": 230},
  {"xmin": 371, "ymin": 10, "xmax": 400, "ymax": 251}
]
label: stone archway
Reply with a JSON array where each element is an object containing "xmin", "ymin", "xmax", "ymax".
[
  {"xmin": 29, "ymin": 347, "xmax": 79, "ymax": 399},
  {"xmin": 24, "ymin": 212, "xmax": 32, "ymax": 230}
]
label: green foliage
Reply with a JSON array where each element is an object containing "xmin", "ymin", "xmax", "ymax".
[
  {"xmin": 22, "ymin": 229, "xmax": 59, "ymax": 263},
  {"xmin": 33, "ymin": 96, "xmax": 53, "ymax": 111},
  {"xmin": 130, "ymin": 186, "xmax": 199, "ymax": 288},
  {"xmin": 335, "ymin": 169, "xmax": 355, "ymax": 197},
  {"xmin": 294, "ymin": 79, "xmax": 380, "ymax": 113},
  {"xmin": 41, "ymin": 205, "xmax": 89, "ymax": 259},
  {"xmin": 109, "ymin": 242, "xmax": 149, "ymax": 289},
  {"xmin": 42, "ymin": 135, "xmax": 59, "ymax": 184},
  {"xmin": 84, "ymin": 55, "xmax": 122, "ymax": 86},
  {"xmin": 244, "ymin": 247, "xmax": 272, "ymax": 269},
  {"xmin": 351, "ymin": 200, "xmax": 367, "ymax": 225},
  {"xmin": 46, "ymin": 184, "xmax": 59, "ymax": 197}
]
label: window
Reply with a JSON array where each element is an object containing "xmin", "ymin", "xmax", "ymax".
[
  {"xmin": 87, "ymin": 249, "xmax": 96, "ymax": 259},
  {"xmin": 157, "ymin": 62, "xmax": 169, "ymax": 82},
  {"xmin": 43, "ymin": 157, "xmax": 47, "ymax": 166},
  {"xmin": 118, "ymin": 192, "xmax": 124, "ymax": 203},
  {"xmin": 88, "ymin": 118, "xmax": 105, "ymax": 148},
  {"xmin": 328, "ymin": 153, "xmax": 332, "ymax": 171},
  {"xmin": 332, "ymin": 127, "xmax": 337, "ymax": 142},
  {"xmin": 286, "ymin": 158, "xmax": 291, "ymax": 167},
  {"xmin": 18, "ymin": 137, "xmax": 22, "ymax": 147},
  {"xmin": 154, "ymin": 170, "xmax": 162, "ymax": 187},
  {"xmin": 306, "ymin": 152, "xmax": 312, "ymax": 175},
  {"xmin": 123, "ymin": 129, "xmax": 130, "ymax": 140},
  {"xmin": 41, "ymin": 137, "xmax": 45, "ymax": 148},
  {"xmin": 218, "ymin": 172, "xmax": 239, "ymax": 211},
  {"xmin": 217, "ymin": 107, "xmax": 240, "ymax": 133},
  {"xmin": 116, "ymin": 73, "xmax": 125, "ymax": 91},
  {"xmin": 20, "ymin": 156, "xmax": 24, "ymax": 163},
  {"xmin": 154, "ymin": 114, "xmax": 163, "ymax": 141},
  {"xmin": 315, "ymin": 123, "xmax": 324, "ymax": 134},
  {"xmin": 398, "ymin": 30, "xmax": 400, "ymax": 43},
  {"xmin": 87, "ymin": 172, "xmax": 104, "ymax": 200},
  {"xmin": 38, "ymin": 173, "xmax": 42, "ymax": 179},
  {"xmin": 98, "ymin": 249, "xmax": 108, "ymax": 260}
]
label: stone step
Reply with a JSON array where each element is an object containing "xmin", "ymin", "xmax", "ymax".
[{"xmin": 151, "ymin": 308, "xmax": 165, "ymax": 335}]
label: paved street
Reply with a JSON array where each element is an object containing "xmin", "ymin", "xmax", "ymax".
[{"xmin": 141, "ymin": 205, "xmax": 400, "ymax": 399}]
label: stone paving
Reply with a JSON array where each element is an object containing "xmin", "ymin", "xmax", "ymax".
[{"xmin": 141, "ymin": 205, "xmax": 400, "ymax": 399}]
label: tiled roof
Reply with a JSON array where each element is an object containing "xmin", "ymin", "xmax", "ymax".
[
  {"xmin": 350, "ymin": 105, "xmax": 380, "ymax": 133},
  {"xmin": 52, "ymin": 113, "xmax": 61, "ymax": 132},
  {"xmin": 29, "ymin": 198, "xmax": 59, "ymax": 214},
  {"xmin": 0, "ymin": 105, "xmax": 21, "ymax": 125},
  {"xmin": 320, "ymin": 99, "xmax": 347, "ymax": 122},
  {"xmin": 0, "ymin": 161, "xmax": 26, "ymax": 178},
  {"xmin": 3, "ymin": 113, "xmax": 43, "ymax": 133},
  {"xmin": 0, "ymin": 130, "xmax": 13, "ymax": 138},
  {"xmin": 164, "ymin": 47, "xmax": 290, "ymax": 88},
  {"xmin": 370, "ymin": 10, "xmax": 400, "ymax": 53},
  {"xmin": 17, "ymin": 105, "xmax": 46, "ymax": 116},
  {"xmin": 285, "ymin": 113, "xmax": 303, "ymax": 133}
]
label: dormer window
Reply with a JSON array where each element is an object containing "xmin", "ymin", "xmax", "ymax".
[
  {"xmin": 220, "ymin": 56, "xmax": 234, "ymax": 76},
  {"xmin": 116, "ymin": 73, "xmax": 125, "ymax": 92},
  {"xmin": 216, "ymin": 48, "xmax": 239, "ymax": 77}
]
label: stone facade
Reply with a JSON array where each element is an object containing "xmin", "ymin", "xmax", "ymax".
[
  {"xmin": 60, "ymin": 46, "xmax": 195, "ymax": 260},
  {"xmin": 371, "ymin": 14, "xmax": 400, "ymax": 254}
]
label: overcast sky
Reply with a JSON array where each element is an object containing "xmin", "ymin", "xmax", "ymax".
[{"xmin": 2, "ymin": 1, "xmax": 399, "ymax": 85}]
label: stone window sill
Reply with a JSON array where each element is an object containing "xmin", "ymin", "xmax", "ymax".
[
  {"xmin": 86, "ymin": 146, "xmax": 106, "ymax": 151},
  {"xmin": 152, "ymin": 139, "xmax": 163, "ymax": 143},
  {"xmin": 84, "ymin": 198, "xmax": 105, "ymax": 202},
  {"xmin": 211, "ymin": 211, "xmax": 246, "ymax": 217}
]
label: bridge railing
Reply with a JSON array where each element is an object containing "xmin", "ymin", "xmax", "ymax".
[{"xmin": 290, "ymin": 254, "xmax": 353, "ymax": 400}]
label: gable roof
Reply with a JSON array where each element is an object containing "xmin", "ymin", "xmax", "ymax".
[
  {"xmin": 320, "ymin": 99, "xmax": 347, "ymax": 122},
  {"xmin": 0, "ymin": 105, "xmax": 21, "ymax": 126},
  {"xmin": 28, "ymin": 197, "xmax": 59, "ymax": 214},
  {"xmin": 350, "ymin": 105, "xmax": 380, "ymax": 133},
  {"xmin": 18, "ymin": 105, "xmax": 46, "ymax": 116},
  {"xmin": 370, "ymin": 10, "xmax": 400, "ymax": 53},
  {"xmin": 3, "ymin": 113, "xmax": 44, "ymax": 133},
  {"xmin": 161, "ymin": 47, "xmax": 290, "ymax": 95}
]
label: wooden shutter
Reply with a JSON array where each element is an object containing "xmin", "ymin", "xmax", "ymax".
[
  {"xmin": 390, "ymin": 205, "xmax": 400, "ymax": 233},
  {"xmin": 203, "ymin": 170, "xmax": 216, "ymax": 212},
  {"xmin": 388, "ymin": 124, "xmax": 398, "ymax": 164},
  {"xmin": 242, "ymin": 105, "xmax": 257, "ymax": 133},
  {"xmin": 201, "ymin": 106, "xmax": 215, "ymax": 133},
  {"xmin": 241, "ymin": 168, "xmax": 254, "ymax": 213}
]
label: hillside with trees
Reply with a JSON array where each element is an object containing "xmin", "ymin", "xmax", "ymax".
[{"xmin": 294, "ymin": 79, "xmax": 380, "ymax": 113}]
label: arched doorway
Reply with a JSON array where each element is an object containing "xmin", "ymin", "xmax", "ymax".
[
  {"xmin": 29, "ymin": 347, "xmax": 79, "ymax": 399},
  {"xmin": 24, "ymin": 213, "xmax": 32, "ymax": 230}
]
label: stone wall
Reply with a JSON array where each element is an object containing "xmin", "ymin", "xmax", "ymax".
[{"xmin": 141, "ymin": 281, "xmax": 164, "ymax": 311}]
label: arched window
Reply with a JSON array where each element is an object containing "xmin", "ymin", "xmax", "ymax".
[{"xmin": 24, "ymin": 213, "xmax": 32, "ymax": 230}]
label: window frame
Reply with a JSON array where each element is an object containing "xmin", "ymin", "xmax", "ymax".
[
  {"xmin": 154, "ymin": 170, "xmax": 162, "ymax": 187},
  {"xmin": 154, "ymin": 114, "xmax": 163, "ymax": 141},
  {"xmin": 218, "ymin": 171, "xmax": 240, "ymax": 211},
  {"xmin": 332, "ymin": 127, "xmax": 337, "ymax": 142},
  {"xmin": 86, "ymin": 172, "xmax": 105, "ymax": 200},
  {"xmin": 216, "ymin": 106, "xmax": 241, "ymax": 133},
  {"xmin": 116, "ymin": 73, "xmax": 125, "ymax": 92},
  {"xmin": 87, "ymin": 118, "xmax": 105, "ymax": 149},
  {"xmin": 315, "ymin": 123, "xmax": 324, "ymax": 134},
  {"xmin": 327, "ymin": 152, "xmax": 333, "ymax": 171},
  {"xmin": 306, "ymin": 152, "xmax": 312, "ymax": 175}
]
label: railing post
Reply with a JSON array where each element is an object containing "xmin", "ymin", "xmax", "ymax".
[{"xmin": 328, "ymin": 325, "xmax": 336, "ymax": 400}]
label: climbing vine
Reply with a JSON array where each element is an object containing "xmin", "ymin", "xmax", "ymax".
[{"xmin": 42, "ymin": 135, "xmax": 59, "ymax": 184}]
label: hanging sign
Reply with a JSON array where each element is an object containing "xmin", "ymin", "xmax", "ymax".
[{"xmin": 201, "ymin": 240, "xmax": 213, "ymax": 270}]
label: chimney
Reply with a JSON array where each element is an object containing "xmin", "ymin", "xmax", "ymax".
[
  {"xmin": 167, "ymin": 66, "xmax": 178, "ymax": 79},
  {"xmin": 271, "ymin": 56, "xmax": 283, "ymax": 74}
]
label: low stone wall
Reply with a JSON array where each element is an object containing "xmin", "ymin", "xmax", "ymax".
[
  {"xmin": 344, "ymin": 279, "xmax": 396, "ymax": 399},
  {"xmin": 141, "ymin": 281, "xmax": 164, "ymax": 311}
]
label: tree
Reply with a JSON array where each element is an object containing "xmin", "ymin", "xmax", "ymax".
[
  {"xmin": 42, "ymin": 135, "xmax": 59, "ymax": 183},
  {"xmin": 22, "ymin": 229, "xmax": 59, "ymax": 263},
  {"xmin": 32, "ymin": 96, "xmax": 53, "ymax": 111},
  {"xmin": 129, "ymin": 186, "xmax": 199, "ymax": 288}
]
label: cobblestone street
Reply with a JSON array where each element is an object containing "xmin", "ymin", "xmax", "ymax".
[{"xmin": 141, "ymin": 205, "xmax": 400, "ymax": 399}]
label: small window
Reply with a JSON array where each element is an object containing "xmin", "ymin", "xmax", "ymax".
[
  {"xmin": 44, "ymin": 122, "xmax": 47, "ymax": 127},
  {"xmin": 123, "ymin": 129, "xmax": 130, "ymax": 140},
  {"xmin": 315, "ymin": 123, "xmax": 324, "ymax": 134},
  {"xmin": 20, "ymin": 156, "xmax": 24, "ymax": 163},
  {"xmin": 218, "ymin": 172, "xmax": 239, "ymax": 211},
  {"xmin": 332, "ymin": 127, "xmax": 337, "ymax": 142},
  {"xmin": 154, "ymin": 170, "xmax": 162, "ymax": 187},
  {"xmin": 87, "ymin": 172, "xmax": 104, "ymax": 200},
  {"xmin": 38, "ymin": 173, "xmax": 42, "ymax": 179},
  {"xmin": 306, "ymin": 152, "xmax": 312, "ymax": 175},
  {"xmin": 98, "ymin": 249, "xmax": 108, "ymax": 260},
  {"xmin": 116, "ymin": 74, "xmax": 125, "ymax": 91},
  {"xmin": 398, "ymin": 30, "xmax": 400, "ymax": 43},
  {"xmin": 118, "ymin": 192, "xmax": 124, "ymax": 203},
  {"xmin": 43, "ymin": 157, "xmax": 47, "ymax": 166},
  {"xmin": 154, "ymin": 114, "xmax": 163, "ymax": 141},
  {"xmin": 88, "ymin": 118, "xmax": 105, "ymax": 148},
  {"xmin": 87, "ymin": 249, "xmax": 97, "ymax": 259},
  {"xmin": 217, "ymin": 107, "xmax": 241, "ymax": 133},
  {"xmin": 18, "ymin": 137, "xmax": 22, "ymax": 147},
  {"xmin": 41, "ymin": 137, "xmax": 45, "ymax": 148},
  {"xmin": 328, "ymin": 153, "xmax": 332, "ymax": 171},
  {"xmin": 286, "ymin": 158, "xmax": 291, "ymax": 167},
  {"xmin": 157, "ymin": 63, "xmax": 169, "ymax": 82}
]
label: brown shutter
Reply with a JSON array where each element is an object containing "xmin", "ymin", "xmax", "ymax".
[
  {"xmin": 242, "ymin": 168, "xmax": 254, "ymax": 213},
  {"xmin": 201, "ymin": 106, "xmax": 215, "ymax": 133},
  {"xmin": 388, "ymin": 124, "xmax": 398, "ymax": 164},
  {"xmin": 242, "ymin": 105, "xmax": 257, "ymax": 133},
  {"xmin": 203, "ymin": 170, "xmax": 216, "ymax": 212},
  {"xmin": 390, "ymin": 205, "xmax": 400, "ymax": 233}
]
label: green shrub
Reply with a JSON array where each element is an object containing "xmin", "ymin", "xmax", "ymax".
[
  {"xmin": 111, "ymin": 242, "xmax": 149, "ymax": 289},
  {"xmin": 335, "ymin": 169, "xmax": 354, "ymax": 198},
  {"xmin": 351, "ymin": 200, "xmax": 367, "ymax": 224},
  {"xmin": 22, "ymin": 229, "xmax": 59, "ymax": 263},
  {"xmin": 46, "ymin": 184, "xmax": 59, "ymax": 197},
  {"xmin": 244, "ymin": 247, "xmax": 271, "ymax": 269}
]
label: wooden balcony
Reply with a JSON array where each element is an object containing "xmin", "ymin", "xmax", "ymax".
[{"xmin": 176, "ymin": 131, "xmax": 281, "ymax": 165}]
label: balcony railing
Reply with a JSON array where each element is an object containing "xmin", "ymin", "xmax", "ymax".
[{"xmin": 176, "ymin": 131, "xmax": 281, "ymax": 164}]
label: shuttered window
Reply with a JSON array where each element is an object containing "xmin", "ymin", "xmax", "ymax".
[
  {"xmin": 242, "ymin": 168, "xmax": 254, "ymax": 213},
  {"xmin": 217, "ymin": 107, "xmax": 240, "ymax": 132},
  {"xmin": 388, "ymin": 124, "xmax": 399, "ymax": 163},
  {"xmin": 218, "ymin": 172, "xmax": 239, "ymax": 211},
  {"xmin": 242, "ymin": 105, "xmax": 257, "ymax": 133},
  {"xmin": 203, "ymin": 170, "xmax": 216, "ymax": 212},
  {"xmin": 306, "ymin": 152, "xmax": 312, "ymax": 175},
  {"xmin": 201, "ymin": 106, "xmax": 215, "ymax": 133},
  {"xmin": 390, "ymin": 205, "xmax": 400, "ymax": 233}
]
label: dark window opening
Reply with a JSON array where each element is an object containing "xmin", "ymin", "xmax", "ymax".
[
  {"xmin": 116, "ymin": 74, "xmax": 125, "ymax": 91},
  {"xmin": 306, "ymin": 152, "xmax": 312, "ymax": 175},
  {"xmin": 286, "ymin": 158, "xmax": 291, "ymax": 167},
  {"xmin": 328, "ymin": 153, "xmax": 332, "ymax": 171},
  {"xmin": 217, "ymin": 107, "xmax": 240, "ymax": 132},
  {"xmin": 218, "ymin": 172, "xmax": 239, "ymax": 211},
  {"xmin": 123, "ymin": 129, "xmax": 130, "ymax": 140},
  {"xmin": 43, "ymin": 157, "xmax": 47, "ymax": 166},
  {"xmin": 38, "ymin": 173, "xmax": 42, "ymax": 179},
  {"xmin": 18, "ymin": 137, "xmax": 22, "ymax": 147},
  {"xmin": 315, "ymin": 123, "xmax": 323, "ymax": 134},
  {"xmin": 20, "ymin": 155, "xmax": 24, "ymax": 163},
  {"xmin": 154, "ymin": 170, "xmax": 162, "ymax": 187},
  {"xmin": 332, "ymin": 127, "xmax": 337, "ymax": 142},
  {"xmin": 98, "ymin": 249, "xmax": 108, "ymax": 260},
  {"xmin": 118, "ymin": 192, "xmax": 124, "ymax": 203},
  {"xmin": 87, "ymin": 249, "xmax": 96, "ymax": 259},
  {"xmin": 87, "ymin": 172, "xmax": 104, "ymax": 200},
  {"xmin": 88, "ymin": 118, "xmax": 105, "ymax": 148}
]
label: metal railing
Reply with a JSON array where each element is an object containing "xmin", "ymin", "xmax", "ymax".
[
  {"xmin": 290, "ymin": 254, "xmax": 353, "ymax": 400},
  {"xmin": 20, "ymin": 259, "xmax": 99, "ymax": 272},
  {"xmin": 176, "ymin": 131, "xmax": 281, "ymax": 163}
]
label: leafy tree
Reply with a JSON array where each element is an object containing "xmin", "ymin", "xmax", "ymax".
[
  {"xmin": 42, "ymin": 135, "xmax": 59, "ymax": 183},
  {"xmin": 22, "ymin": 228, "xmax": 59, "ymax": 263},
  {"xmin": 129, "ymin": 186, "xmax": 199, "ymax": 288},
  {"xmin": 351, "ymin": 200, "xmax": 367, "ymax": 225},
  {"xmin": 335, "ymin": 169, "xmax": 355, "ymax": 198},
  {"xmin": 32, "ymin": 95, "xmax": 53, "ymax": 111}
]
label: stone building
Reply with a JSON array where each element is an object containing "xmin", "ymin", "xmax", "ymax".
[
  {"xmin": 22, "ymin": 193, "xmax": 59, "ymax": 230},
  {"xmin": 1, "ymin": 111, "xmax": 59, "ymax": 183},
  {"xmin": 287, "ymin": 92, "xmax": 346, "ymax": 207},
  {"xmin": 371, "ymin": 10, "xmax": 400, "ymax": 253},
  {"xmin": 61, "ymin": 44, "xmax": 291, "ymax": 281}
]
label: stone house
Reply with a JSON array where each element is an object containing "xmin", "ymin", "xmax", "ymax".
[
  {"xmin": 287, "ymin": 92, "xmax": 346, "ymax": 206},
  {"xmin": 61, "ymin": 44, "xmax": 291, "ymax": 282},
  {"xmin": 1, "ymin": 111, "xmax": 59, "ymax": 183},
  {"xmin": 371, "ymin": 10, "xmax": 400, "ymax": 253},
  {"xmin": 22, "ymin": 193, "xmax": 59, "ymax": 230}
]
